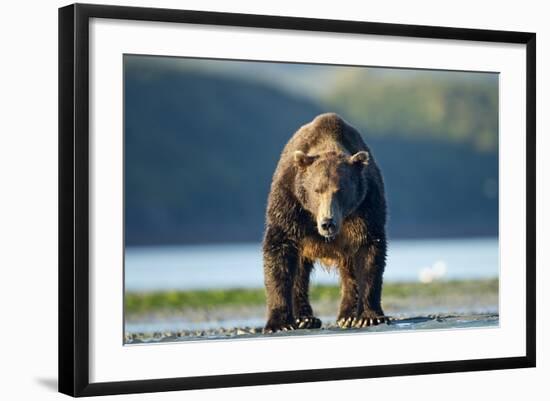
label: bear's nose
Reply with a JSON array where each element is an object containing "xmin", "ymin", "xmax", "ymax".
[{"xmin": 320, "ymin": 218, "xmax": 336, "ymax": 233}]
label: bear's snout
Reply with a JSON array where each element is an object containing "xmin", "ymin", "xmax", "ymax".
[
  {"xmin": 316, "ymin": 193, "xmax": 342, "ymax": 239},
  {"xmin": 320, "ymin": 218, "xmax": 336, "ymax": 234},
  {"xmin": 318, "ymin": 217, "xmax": 340, "ymax": 239}
]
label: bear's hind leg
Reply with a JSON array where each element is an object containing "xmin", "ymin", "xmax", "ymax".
[{"xmin": 293, "ymin": 258, "xmax": 322, "ymax": 329}]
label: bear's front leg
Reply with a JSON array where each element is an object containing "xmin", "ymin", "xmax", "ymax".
[
  {"xmin": 354, "ymin": 242, "xmax": 389, "ymax": 327},
  {"xmin": 293, "ymin": 258, "xmax": 322, "ymax": 329},
  {"xmin": 263, "ymin": 227, "xmax": 298, "ymax": 333},
  {"xmin": 337, "ymin": 261, "xmax": 359, "ymax": 328}
]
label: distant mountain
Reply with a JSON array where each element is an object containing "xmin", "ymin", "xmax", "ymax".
[
  {"xmin": 125, "ymin": 56, "xmax": 499, "ymax": 152},
  {"xmin": 124, "ymin": 59, "xmax": 498, "ymax": 246}
]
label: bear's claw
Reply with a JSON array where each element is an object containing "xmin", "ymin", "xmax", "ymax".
[
  {"xmin": 338, "ymin": 315, "xmax": 390, "ymax": 328},
  {"xmin": 353, "ymin": 315, "xmax": 389, "ymax": 328},
  {"xmin": 263, "ymin": 323, "xmax": 295, "ymax": 334},
  {"xmin": 337, "ymin": 316, "xmax": 355, "ymax": 328},
  {"xmin": 295, "ymin": 316, "xmax": 322, "ymax": 329}
]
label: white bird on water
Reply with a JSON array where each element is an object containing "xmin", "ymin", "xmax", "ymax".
[{"xmin": 418, "ymin": 260, "xmax": 448, "ymax": 283}]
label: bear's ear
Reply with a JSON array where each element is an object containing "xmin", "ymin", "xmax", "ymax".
[
  {"xmin": 294, "ymin": 151, "xmax": 317, "ymax": 168},
  {"xmin": 349, "ymin": 151, "xmax": 370, "ymax": 166}
]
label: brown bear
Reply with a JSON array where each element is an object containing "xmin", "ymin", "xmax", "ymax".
[{"xmin": 262, "ymin": 113, "xmax": 387, "ymax": 333}]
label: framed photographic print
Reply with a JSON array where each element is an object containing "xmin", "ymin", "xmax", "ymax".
[{"xmin": 58, "ymin": 3, "xmax": 536, "ymax": 397}]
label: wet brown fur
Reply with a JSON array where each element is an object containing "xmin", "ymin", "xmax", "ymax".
[{"xmin": 263, "ymin": 113, "xmax": 387, "ymax": 332}]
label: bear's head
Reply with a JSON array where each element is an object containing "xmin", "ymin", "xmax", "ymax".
[{"xmin": 294, "ymin": 150, "xmax": 369, "ymax": 240}]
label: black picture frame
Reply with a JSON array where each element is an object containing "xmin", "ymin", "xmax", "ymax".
[{"xmin": 58, "ymin": 3, "xmax": 536, "ymax": 397}]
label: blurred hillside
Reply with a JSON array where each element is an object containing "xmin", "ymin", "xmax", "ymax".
[
  {"xmin": 323, "ymin": 69, "xmax": 498, "ymax": 152},
  {"xmin": 124, "ymin": 56, "xmax": 498, "ymax": 245}
]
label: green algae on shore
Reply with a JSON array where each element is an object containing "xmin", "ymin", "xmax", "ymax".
[{"xmin": 125, "ymin": 278, "xmax": 498, "ymax": 316}]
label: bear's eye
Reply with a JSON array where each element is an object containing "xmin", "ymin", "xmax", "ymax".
[{"xmin": 314, "ymin": 188, "xmax": 322, "ymax": 194}]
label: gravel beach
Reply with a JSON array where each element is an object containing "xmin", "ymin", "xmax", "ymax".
[{"xmin": 125, "ymin": 313, "xmax": 499, "ymax": 344}]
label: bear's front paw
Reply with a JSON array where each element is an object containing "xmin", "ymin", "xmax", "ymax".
[
  {"xmin": 295, "ymin": 316, "xmax": 322, "ymax": 329},
  {"xmin": 353, "ymin": 312, "xmax": 389, "ymax": 328}
]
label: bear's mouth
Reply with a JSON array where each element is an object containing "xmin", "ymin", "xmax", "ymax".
[
  {"xmin": 320, "ymin": 232, "xmax": 337, "ymax": 242},
  {"xmin": 317, "ymin": 216, "xmax": 339, "ymax": 240}
]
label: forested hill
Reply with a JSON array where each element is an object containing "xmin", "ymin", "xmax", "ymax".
[{"xmin": 124, "ymin": 60, "xmax": 498, "ymax": 245}]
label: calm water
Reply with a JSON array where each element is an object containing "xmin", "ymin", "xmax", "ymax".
[{"xmin": 125, "ymin": 238, "xmax": 498, "ymax": 291}]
